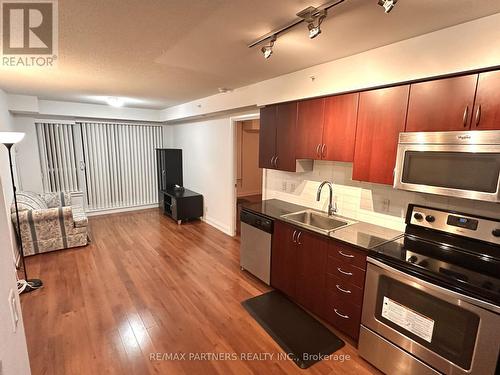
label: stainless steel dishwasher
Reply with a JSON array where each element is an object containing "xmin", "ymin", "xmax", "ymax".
[{"xmin": 240, "ymin": 209, "xmax": 273, "ymax": 285}]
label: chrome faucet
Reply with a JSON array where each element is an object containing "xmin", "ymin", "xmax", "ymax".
[{"xmin": 316, "ymin": 181, "xmax": 337, "ymax": 216}]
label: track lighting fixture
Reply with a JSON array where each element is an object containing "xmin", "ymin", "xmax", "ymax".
[
  {"xmin": 260, "ymin": 36, "xmax": 276, "ymax": 59},
  {"xmin": 378, "ymin": 0, "xmax": 398, "ymax": 13},
  {"xmin": 297, "ymin": 7, "xmax": 327, "ymax": 39}
]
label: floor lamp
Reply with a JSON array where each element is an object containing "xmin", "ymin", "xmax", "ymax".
[{"xmin": 0, "ymin": 132, "xmax": 43, "ymax": 294}]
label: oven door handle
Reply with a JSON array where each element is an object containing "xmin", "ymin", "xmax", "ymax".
[{"xmin": 367, "ymin": 257, "xmax": 500, "ymax": 314}]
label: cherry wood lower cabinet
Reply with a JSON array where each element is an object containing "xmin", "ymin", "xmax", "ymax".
[
  {"xmin": 353, "ymin": 85, "xmax": 409, "ymax": 185},
  {"xmin": 271, "ymin": 221, "xmax": 367, "ymax": 340}
]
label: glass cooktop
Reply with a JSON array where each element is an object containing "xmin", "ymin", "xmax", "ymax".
[{"xmin": 370, "ymin": 233, "xmax": 500, "ymax": 307}]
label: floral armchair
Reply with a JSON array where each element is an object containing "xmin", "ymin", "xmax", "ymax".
[{"xmin": 11, "ymin": 191, "xmax": 88, "ymax": 256}]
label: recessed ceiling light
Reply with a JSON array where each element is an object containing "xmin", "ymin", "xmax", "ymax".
[
  {"xmin": 106, "ymin": 97, "xmax": 125, "ymax": 107},
  {"xmin": 378, "ymin": 0, "xmax": 398, "ymax": 13},
  {"xmin": 218, "ymin": 87, "xmax": 233, "ymax": 93}
]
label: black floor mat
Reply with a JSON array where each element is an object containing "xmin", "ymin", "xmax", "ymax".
[{"xmin": 242, "ymin": 290, "xmax": 345, "ymax": 369}]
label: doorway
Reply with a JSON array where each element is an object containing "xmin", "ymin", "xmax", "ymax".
[{"xmin": 234, "ymin": 119, "xmax": 262, "ymax": 235}]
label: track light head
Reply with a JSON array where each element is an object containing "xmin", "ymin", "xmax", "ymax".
[
  {"xmin": 261, "ymin": 35, "xmax": 276, "ymax": 59},
  {"xmin": 378, "ymin": 0, "xmax": 397, "ymax": 13},
  {"xmin": 297, "ymin": 7, "xmax": 327, "ymax": 39}
]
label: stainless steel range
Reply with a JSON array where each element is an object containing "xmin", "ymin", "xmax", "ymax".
[{"xmin": 358, "ymin": 204, "xmax": 500, "ymax": 375}]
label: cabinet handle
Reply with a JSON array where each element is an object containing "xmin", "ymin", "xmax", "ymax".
[
  {"xmin": 334, "ymin": 308, "xmax": 350, "ymax": 319},
  {"xmin": 337, "ymin": 267, "xmax": 353, "ymax": 276},
  {"xmin": 274, "ymin": 156, "xmax": 279, "ymax": 168},
  {"xmin": 316, "ymin": 144, "xmax": 321, "ymax": 157},
  {"xmin": 270, "ymin": 156, "xmax": 275, "ymax": 166},
  {"xmin": 475, "ymin": 105, "xmax": 481, "ymax": 127},
  {"xmin": 296, "ymin": 231, "xmax": 302, "ymax": 245},
  {"xmin": 462, "ymin": 105, "xmax": 469, "ymax": 127},
  {"xmin": 335, "ymin": 284, "xmax": 352, "ymax": 294},
  {"xmin": 338, "ymin": 250, "xmax": 354, "ymax": 258},
  {"xmin": 321, "ymin": 144, "xmax": 326, "ymax": 158},
  {"xmin": 292, "ymin": 230, "xmax": 297, "ymax": 243}
]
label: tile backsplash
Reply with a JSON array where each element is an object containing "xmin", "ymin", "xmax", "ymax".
[{"xmin": 263, "ymin": 160, "xmax": 499, "ymax": 231}]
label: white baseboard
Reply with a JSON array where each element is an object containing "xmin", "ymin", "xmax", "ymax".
[
  {"xmin": 202, "ymin": 216, "xmax": 233, "ymax": 236},
  {"xmin": 86, "ymin": 204, "xmax": 158, "ymax": 217}
]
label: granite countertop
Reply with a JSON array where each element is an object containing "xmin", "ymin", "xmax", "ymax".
[{"xmin": 241, "ymin": 199, "xmax": 403, "ymax": 251}]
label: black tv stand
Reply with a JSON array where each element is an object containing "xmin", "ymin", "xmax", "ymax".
[{"xmin": 159, "ymin": 187, "xmax": 203, "ymax": 224}]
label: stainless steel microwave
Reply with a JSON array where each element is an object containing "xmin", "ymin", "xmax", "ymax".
[{"xmin": 394, "ymin": 131, "xmax": 500, "ymax": 203}]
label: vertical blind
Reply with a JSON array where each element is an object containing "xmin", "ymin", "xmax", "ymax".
[
  {"xmin": 79, "ymin": 122, "xmax": 163, "ymax": 211},
  {"xmin": 36, "ymin": 122, "xmax": 79, "ymax": 192}
]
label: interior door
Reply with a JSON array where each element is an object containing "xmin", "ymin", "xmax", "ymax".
[
  {"xmin": 353, "ymin": 86, "xmax": 409, "ymax": 185},
  {"xmin": 296, "ymin": 98, "xmax": 325, "ymax": 159},
  {"xmin": 405, "ymin": 75, "xmax": 478, "ymax": 132},
  {"xmin": 275, "ymin": 102, "xmax": 298, "ymax": 171},
  {"xmin": 322, "ymin": 93, "xmax": 359, "ymax": 162},
  {"xmin": 258, "ymin": 105, "xmax": 277, "ymax": 169},
  {"xmin": 472, "ymin": 70, "xmax": 500, "ymax": 130}
]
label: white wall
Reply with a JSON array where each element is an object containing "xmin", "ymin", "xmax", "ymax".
[
  {"xmin": 11, "ymin": 117, "xmax": 43, "ymax": 193},
  {"xmin": 0, "ymin": 89, "xmax": 32, "ymax": 375},
  {"xmin": 264, "ymin": 161, "xmax": 500, "ymax": 231},
  {"xmin": 170, "ymin": 115, "xmax": 235, "ymax": 235},
  {"xmin": 160, "ymin": 13, "xmax": 500, "ymax": 122}
]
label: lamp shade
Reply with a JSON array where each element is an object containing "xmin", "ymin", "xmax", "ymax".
[{"xmin": 0, "ymin": 132, "xmax": 25, "ymax": 145}]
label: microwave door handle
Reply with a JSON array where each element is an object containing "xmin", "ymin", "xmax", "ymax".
[{"xmin": 462, "ymin": 105, "xmax": 469, "ymax": 128}]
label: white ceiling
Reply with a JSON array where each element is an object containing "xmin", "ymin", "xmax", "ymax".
[{"xmin": 1, "ymin": 0, "xmax": 499, "ymax": 109}]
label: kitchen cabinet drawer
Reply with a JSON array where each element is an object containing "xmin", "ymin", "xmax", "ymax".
[
  {"xmin": 326, "ymin": 273, "xmax": 363, "ymax": 307},
  {"xmin": 327, "ymin": 257, "xmax": 365, "ymax": 288},
  {"xmin": 326, "ymin": 292, "xmax": 362, "ymax": 339},
  {"xmin": 328, "ymin": 242, "xmax": 367, "ymax": 270}
]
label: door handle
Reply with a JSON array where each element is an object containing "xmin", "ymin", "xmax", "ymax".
[
  {"xmin": 338, "ymin": 250, "xmax": 354, "ymax": 258},
  {"xmin": 336, "ymin": 284, "xmax": 352, "ymax": 294},
  {"xmin": 334, "ymin": 308, "xmax": 350, "ymax": 319},
  {"xmin": 321, "ymin": 144, "xmax": 326, "ymax": 158},
  {"xmin": 316, "ymin": 144, "xmax": 321, "ymax": 157},
  {"xmin": 337, "ymin": 267, "xmax": 353, "ymax": 276},
  {"xmin": 296, "ymin": 231, "xmax": 302, "ymax": 245},
  {"xmin": 475, "ymin": 105, "xmax": 481, "ymax": 127},
  {"xmin": 292, "ymin": 230, "xmax": 297, "ymax": 243},
  {"xmin": 462, "ymin": 105, "xmax": 469, "ymax": 127}
]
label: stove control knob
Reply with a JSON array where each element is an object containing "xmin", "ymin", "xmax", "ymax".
[
  {"xmin": 425, "ymin": 215, "xmax": 436, "ymax": 223},
  {"xmin": 413, "ymin": 213, "xmax": 423, "ymax": 221},
  {"xmin": 492, "ymin": 229, "xmax": 500, "ymax": 237}
]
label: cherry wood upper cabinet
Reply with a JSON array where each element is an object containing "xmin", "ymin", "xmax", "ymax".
[
  {"xmin": 296, "ymin": 98, "xmax": 325, "ymax": 159},
  {"xmin": 471, "ymin": 71, "xmax": 500, "ymax": 130},
  {"xmin": 258, "ymin": 105, "xmax": 277, "ymax": 169},
  {"xmin": 353, "ymin": 86, "xmax": 409, "ymax": 185},
  {"xmin": 275, "ymin": 102, "xmax": 298, "ymax": 172},
  {"xmin": 406, "ymin": 75, "xmax": 478, "ymax": 132},
  {"xmin": 322, "ymin": 93, "xmax": 359, "ymax": 162},
  {"xmin": 271, "ymin": 221, "xmax": 297, "ymax": 298}
]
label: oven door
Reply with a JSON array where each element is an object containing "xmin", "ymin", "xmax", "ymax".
[
  {"xmin": 393, "ymin": 135, "xmax": 500, "ymax": 203},
  {"xmin": 361, "ymin": 259, "xmax": 500, "ymax": 375}
]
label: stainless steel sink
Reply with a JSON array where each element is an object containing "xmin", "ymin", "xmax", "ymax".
[{"xmin": 281, "ymin": 210, "xmax": 357, "ymax": 234}]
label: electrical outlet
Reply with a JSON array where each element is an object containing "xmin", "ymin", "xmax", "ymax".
[
  {"xmin": 8, "ymin": 289, "xmax": 19, "ymax": 333},
  {"xmin": 282, "ymin": 181, "xmax": 287, "ymax": 192},
  {"xmin": 382, "ymin": 199, "xmax": 390, "ymax": 212},
  {"xmin": 290, "ymin": 183, "xmax": 296, "ymax": 192}
]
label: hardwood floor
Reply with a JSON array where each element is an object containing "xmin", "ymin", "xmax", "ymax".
[{"xmin": 21, "ymin": 208, "xmax": 378, "ymax": 375}]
